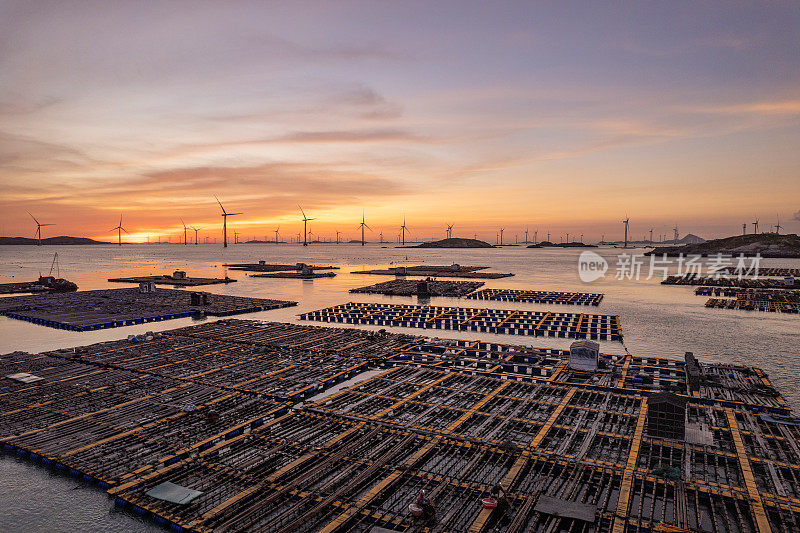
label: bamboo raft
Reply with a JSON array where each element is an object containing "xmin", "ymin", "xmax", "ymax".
[
  {"xmin": 662, "ymin": 275, "xmax": 797, "ymax": 289},
  {"xmin": 300, "ymin": 302, "xmax": 623, "ymax": 341},
  {"xmin": 3, "ymin": 319, "xmax": 800, "ymax": 532}
]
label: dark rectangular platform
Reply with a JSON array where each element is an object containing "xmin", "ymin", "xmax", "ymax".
[
  {"xmin": 350, "ymin": 279, "xmax": 484, "ymax": 297},
  {"xmin": 0, "ymin": 288, "xmax": 296, "ymax": 331}
]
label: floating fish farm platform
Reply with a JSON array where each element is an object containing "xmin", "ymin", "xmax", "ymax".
[
  {"xmin": 756, "ymin": 268, "xmax": 800, "ymax": 277},
  {"xmin": 662, "ymin": 275, "xmax": 797, "ymax": 289},
  {"xmin": 223, "ymin": 263, "xmax": 339, "ymax": 272},
  {"xmin": 251, "ymin": 272, "xmax": 336, "ymax": 279},
  {"xmin": 3, "ymin": 319, "xmax": 800, "ymax": 532},
  {"xmin": 0, "ymin": 288, "xmax": 296, "ymax": 331},
  {"xmin": 467, "ymin": 288, "xmax": 604, "ymax": 306},
  {"xmin": 352, "ymin": 266, "xmax": 514, "ymax": 279},
  {"xmin": 701, "ymin": 288, "xmax": 800, "ymax": 313},
  {"xmin": 350, "ymin": 280, "xmax": 484, "ymax": 297},
  {"xmin": 301, "ymin": 302, "xmax": 622, "ymax": 341},
  {"xmin": 108, "ymin": 275, "xmax": 236, "ymax": 287}
]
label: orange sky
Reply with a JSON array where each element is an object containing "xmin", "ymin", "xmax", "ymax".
[{"xmin": 1, "ymin": 2, "xmax": 799, "ymax": 242}]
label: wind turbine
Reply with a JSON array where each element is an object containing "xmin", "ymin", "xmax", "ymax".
[
  {"xmin": 335, "ymin": 230, "xmax": 342, "ymax": 244},
  {"xmin": 752, "ymin": 217, "xmax": 759, "ymax": 234},
  {"xmin": 274, "ymin": 227, "xmax": 280, "ymax": 244},
  {"xmin": 111, "ymin": 214, "xmax": 127, "ymax": 246},
  {"xmin": 299, "ymin": 206, "xmax": 315, "ymax": 246},
  {"xmin": 400, "ymin": 217, "xmax": 408, "ymax": 245},
  {"xmin": 215, "ymin": 196, "xmax": 241, "ymax": 248},
  {"xmin": 28, "ymin": 212, "xmax": 54, "ymax": 246},
  {"xmin": 524, "ymin": 228, "xmax": 529, "ymax": 244},
  {"xmin": 622, "ymin": 216, "xmax": 630, "ymax": 248},
  {"xmin": 499, "ymin": 227, "xmax": 505, "ymax": 246},
  {"xmin": 775, "ymin": 215, "xmax": 783, "ymax": 234},
  {"xmin": 649, "ymin": 228, "xmax": 654, "ymax": 243},
  {"xmin": 233, "ymin": 230, "xmax": 240, "ymax": 244},
  {"xmin": 180, "ymin": 218, "xmax": 188, "ymax": 245},
  {"xmin": 446, "ymin": 224, "xmax": 454, "ymax": 239},
  {"xmin": 673, "ymin": 224, "xmax": 679, "ymax": 242},
  {"xmin": 742, "ymin": 223, "xmax": 747, "ymax": 235},
  {"xmin": 358, "ymin": 211, "xmax": 371, "ymax": 246},
  {"xmin": 191, "ymin": 226, "xmax": 201, "ymax": 245}
]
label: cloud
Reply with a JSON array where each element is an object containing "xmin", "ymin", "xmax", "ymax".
[{"xmin": 794, "ymin": 210, "xmax": 800, "ymax": 222}]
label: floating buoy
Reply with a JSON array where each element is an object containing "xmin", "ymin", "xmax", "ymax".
[
  {"xmin": 482, "ymin": 497, "xmax": 498, "ymax": 509},
  {"xmin": 409, "ymin": 503, "xmax": 423, "ymax": 517}
]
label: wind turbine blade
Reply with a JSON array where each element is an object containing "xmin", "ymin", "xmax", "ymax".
[
  {"xmin": 214, "ymin": 195, "xmax": 227, "ymax": 215},
  {"xmin": 365, "ymin": 224, "xmax": 372, "ymax": 231},
  {"xmin": 228, "ymin": 212, "xmax": 243, "ymax": 216},
  {"xmin": 40, "ymin": 223, "xmax": 55, "ymax": 226},
  {"xmin": 28, "ymin": 212, "xmax": 40, "ymax": 225},
  {"xmin": 121, "ymin": 228, "xmax": 129, "ymax": 234}
]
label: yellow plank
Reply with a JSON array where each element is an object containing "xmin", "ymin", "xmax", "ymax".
[
  {"xmin": 373, "ymin": 374, "xmax": 451, "ymax": 419},
  {"xmin": 529, "ymin": 387, "xmax": 577, "ymax": 449},
  {"xmin": 725, "ymin": 408, "xmax": 772, "ymax": 533},
  {"xmin": 612, "ymin": 397, "xmax": 648, "ymax": 533},
  {"xmin": 616, "ymin": 355, "xmax": 632, "ymax": 388}
]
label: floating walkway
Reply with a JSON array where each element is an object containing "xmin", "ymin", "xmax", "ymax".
[
  {"xmin": 300, "ymin": 302, "xmax": 623, "ymax": 340},
  {"xmin": 0, "ymin": 288, "xmax": 296, "ymax": 331},
  {"xmin": 467, "ymin": 288, "xmax": 604, "ymax": 306},
  {"xmin": 4, "ymin": 319, "xmax": 800, "ymax": 533},
  {"xmin": 350, "ymin": 279, "xmax": 484, "ymax": 297}
]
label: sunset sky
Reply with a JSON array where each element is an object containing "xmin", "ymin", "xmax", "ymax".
[{"xmin": 1, "ymin": 1, "xmax": 799, "ymax": 243}]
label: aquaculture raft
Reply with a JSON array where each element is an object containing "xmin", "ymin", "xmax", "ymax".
[
  {"xmin": 300, "ymin": 302, "xmax": 622, "ymax": 340},
  {"xmin": 223, "ymin": 263, "xmax": 339, "ymax": 272},
  {"xmin": 662, "ymin": 275, "xmax": 797, "ymax": 289},
  {"xmin": 702, "ymin": 288, "xmax": 800, "ymax": 313},
  {"xmin": 0, "ymin": 288, "xmax": 296, "ymax": 331},
  {"xmin": 468, "ymin": 288, "xmax": 604, "ymax": 306},
  {"xmin": 3, "ymin": 318, "xmax": 800, "ymax": 532},
  {"xmin": 108, "ymin": 275, "xmax": 236, "ymax": 287},
  {"xmin": 350, "ymin": 279, "xmax": 484, "ymax": 297},
  {"xmin": 352, "ymin": 265, "xmax": 514, "ymax": 279}
]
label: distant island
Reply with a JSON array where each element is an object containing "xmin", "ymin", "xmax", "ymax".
[
  {"xmin": 403, "ymin": 237, "xmax": 494, "ymax": 248},
  {"xmin": 646, "ymin": 233, "xmax": 800, "ymax": 258},
  {"xmin": 0, "ymin": 236, "xmax": 109, "ymax": 245},
  {"xmin": 527, "ymin": 241, "xmax": 598, "ymax": 248}
]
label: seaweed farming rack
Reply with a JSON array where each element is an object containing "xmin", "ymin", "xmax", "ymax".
[
  {"xmin": 0, "ymin": 288, "xmax": 296, "ymax": 331},
  {"xmin": 4, "ymin": 318, "xmax": 800, "ymax": 532},
  {"xmin": 467, "ymin": 288, "xmax": 604, "ymax": 306},
  {"xmin": 300, "ymin": 302, "xmax": 622, "ymax": 341},
  {"xmin": 698, "ymin": 288, "xmax": 800, "ymax": 313},
  {"xmin": 662, "ymin": 275, "xmax": 797, "ymax": 289},
  {"xmin": 108, "ymin": 273, "xmax": 236, "ymax": 287}
]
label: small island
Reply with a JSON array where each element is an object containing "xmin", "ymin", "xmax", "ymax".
[
  {"xmin": 402, "ymin": 237, "xmax": 494, "ymax": 248},
  {"xmin": 0, "ymin": 236, "xmax": 109, "ymax": 245},
  {"xmin": 646, "ymin": 233, "xmax": 800, "ymax": 258}
]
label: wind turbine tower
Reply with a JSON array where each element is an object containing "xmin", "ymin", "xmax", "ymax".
[
  {"xmin": 299, "ymin": 206, "xmax": 315, "ymax": 246},
  {"xmin": 358, "ymin": 211, "xmax": 371, "ymax": 246},
  {"xmin": 753, "ymin": 218, "xmax": 759, "ymax": 234},
  {"xmin": 28, "ymin": 212, "xmax": 54, "ymax": 246},
  {"xmin": 180, "ymin": 218, "xmax": 188, "ymax": 245},
  {"xmin": 499, "ymin": 227, "xmax": 505, "ymax": 246},
  {"xmin": 649, "ymin": 228, "xmax": 653, "ymax": 243},
  {"xmin": 673, "ymin": 225, "xmax": 679, "ymax": 243},
  {"xmin": 622, "ymin": 216, "xmax": 630, "ymax": 248},
  {"xmin": 446, "ymin": 224, "xmax": 453, "ymax": 239},
  {"xmin": 191, "ymin": 227, "xmax": 201, "ymax": 245},
  {"xmin": 400, "ymin": 217, "xmax": 408, "ymax": 245},
  {"xmin": 215, "ymin": 196, "xmax": 241, "ymax": 248},
  {"xmin": 111, "ymin": 214, "xmax": 127, "ymax": 246},
  {"xmin": 742, "ymin": 223, "xmax": 747, "ymax": 235},
  {"xmin": 775, "ymin": 215, "xmax": 783, "ymax": 235}
]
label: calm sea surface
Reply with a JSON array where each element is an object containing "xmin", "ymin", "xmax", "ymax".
[{"xmin": 1, "ymin": 243, "xmax": 799, "ymax": 531}]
